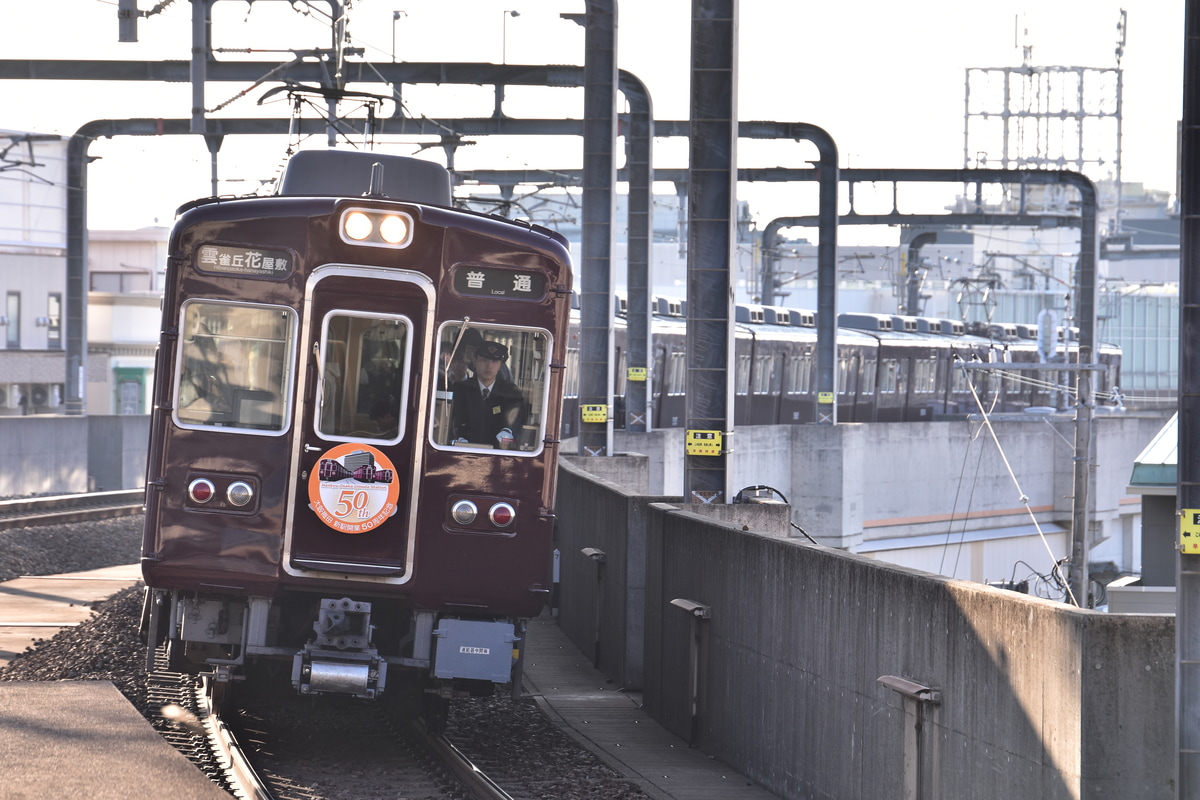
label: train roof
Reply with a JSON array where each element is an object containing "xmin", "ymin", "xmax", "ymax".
[
  {"xmin": 277, "ymin": 150, "xmax": 453, "ymax": 206},
  {"xmin": 580, "ymin": 293, "xmax": 1116, "ymax": 352}
]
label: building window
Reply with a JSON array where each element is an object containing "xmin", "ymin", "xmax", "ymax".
[
  {"xmin": 5, "ymin": 293, "xmax": 18, "ymax": 348},
  {"xmin": 47, "ymin": 293, "xmax": 61, "ymax": 350}
]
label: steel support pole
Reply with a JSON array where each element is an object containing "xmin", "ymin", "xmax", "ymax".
[
  {"xmin": 623, "ymin": 76, "xmax": 654, "ymax": 433},
  {"xmin": 577, "ymin": 0, "xmax": 618, "ymax": 458},
  {"xmin": 1068, "ymin": 177, "xmax": 1099, "ymax": 607},
  {"xmin": 1178, "ymin": 0, "xmax": 1200, "ymax": 792},
  {"xmin": 684, "ymin": 0, "xmax": 737, "ymax": 503},
  {"xmin": 64, "ymin": 135, "xmax": 88, "ymax": 415}
]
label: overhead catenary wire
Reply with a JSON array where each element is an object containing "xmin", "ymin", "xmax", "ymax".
[
  {"xmin": 957, "ymin": 357, "xmax": 1080, "ymax": 607},
  {"xmin": 939, "ymin": 413, "xmax": 991, "ymax": 579}
]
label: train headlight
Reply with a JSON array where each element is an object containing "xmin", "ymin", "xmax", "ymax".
[
  {"xmin": 451, "ymin": 500, "xmax": 478, "ymax": 526},
  {"xmin": 188, "ymin": 478, "xmax": 215, "ymax": 504},
  {"xmin": 343, "ymin": 211, "xmax": 373, "ymax": 241},
  {"xmin": 379, "ymin": 214, "xmax": 409, "ymax": 244},
  {"xmin": 339, "ymin": 208, "xmax": 414, "ymax": 249},
  {"xmin": 226, "ymin": 481, "xmax": 254, "ymax": 507},
  {"xmin": 489, "ymin": 502, "xmax": 515, "ymax": 528}
]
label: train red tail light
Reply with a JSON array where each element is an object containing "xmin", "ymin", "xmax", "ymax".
[
  {"xmin": 188, "ymin": 478, "xmax": 215, "ymax": 503},
  {"xmin": 488, "ymin": 503, "xmax": 515, "ymax": 528},
  {"xmin": 447, "ymin": 496, "xmax": 519, "ymax": 533}
]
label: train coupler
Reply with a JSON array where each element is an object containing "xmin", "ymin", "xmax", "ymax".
[
  {"xmin": 292, "ymin": 649, "xmax": 387, "ymax": 699},
  {"xmin": 292, "ymin": 597, "xmax": 387, "ymax": 699}
]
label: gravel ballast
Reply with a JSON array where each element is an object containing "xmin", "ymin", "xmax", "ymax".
[{"xmin": 0, "ymin": 513, "xmax": 648, "ymax": 799}]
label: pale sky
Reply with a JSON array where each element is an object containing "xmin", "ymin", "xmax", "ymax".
[{"xmin": 0, "ymin": 0, "xmax": 1185, "ymax": 239}]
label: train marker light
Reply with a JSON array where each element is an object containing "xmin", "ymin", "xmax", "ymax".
[
  {"xmin": 188, "ymin": 478, "xmax": 215, "ymax": 504},
  {"xmin": 226, "ymin": 481, "xmax": 254, "ymax": 507},
  {"xmin": 379, "ymin": 214, "xmax": 409, "ymax": 244},
  {"xmin": 451, "ymin": 500, "xmax": 478, "ymax": 525},
  {"xmin": 489, "ymin": 502, "xmax": 515, "ymax": 527},
  {"xmin": 344, "ymin": 211, "xmax": 373, "ymax": 241}
]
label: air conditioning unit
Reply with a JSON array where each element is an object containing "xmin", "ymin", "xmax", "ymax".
[
  {"xmin": 30, "ymin": 383, "xmax": 63, "ymax": 410},
  {"xmin": 4, "ymin": 384, "xmax": 22, "ymax": 409}
]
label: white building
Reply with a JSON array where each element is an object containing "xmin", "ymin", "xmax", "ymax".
[{"xmin": 0, "ymin": 130, "xmax": 70, "ymax": 416}]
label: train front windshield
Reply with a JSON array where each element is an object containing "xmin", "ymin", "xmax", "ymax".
[
  {"xmin": 432, "ymin": 322, "xmax": 551, "ymax": 454},
  {"xmin": 175, "ymin": 300, "xmax": 297, "ymax": 433}
]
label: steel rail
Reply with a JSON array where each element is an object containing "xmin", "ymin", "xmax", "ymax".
[
  {"xmin": 428, "ymin": 729, "xmax": 517, "ymax": 800},
  {"xmin": 200, "ymin": 677, "xmax": 276, "ymax": 800},
  {"xmin": 0, "ymin": 490, "xmax": 144, "ymax": 531}
]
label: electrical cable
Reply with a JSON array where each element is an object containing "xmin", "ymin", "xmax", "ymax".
[{"xmin": 963, "ymin": 362, "xmax": 1080, "ymax": 607}]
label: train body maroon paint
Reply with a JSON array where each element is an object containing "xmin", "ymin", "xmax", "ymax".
[{"xmin": 141, "ymin": 151, "xmax": 572, "ymax": 713}]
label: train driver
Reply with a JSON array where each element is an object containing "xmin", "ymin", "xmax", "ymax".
[{"xmin": 450, "ymin": 339, "xmax": 527, "ymax": 448}]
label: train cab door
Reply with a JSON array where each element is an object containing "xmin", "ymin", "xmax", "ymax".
[{"xmin": 284, "ymin": 267, "xmax": 434, "ymax": 579}]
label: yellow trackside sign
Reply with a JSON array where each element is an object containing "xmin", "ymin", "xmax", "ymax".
[
  {"xmin": 685, "ymin": 430, "xmax": 723, "ymax": 456},
  {"xmin": 581, "ymin": 404, "xmax": 608, "ymax": 423},
  {"xmin": 1182, "ymin": 510, "xmax": 1200, "ymax": 553}
]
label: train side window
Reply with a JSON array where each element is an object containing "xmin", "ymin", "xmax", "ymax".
[
  {"xmin": 315, "ymin": 313, "xmax": 411, "ymax": 443},
  {"xmin": 736, "ymin": 354, "xmax": 751, "ymax": 396},
  {"xmin": 563, "ymin": 347, "xmax": 580, "ymax": 398},
  {"xmin": 914, "ymin": 360, "xmax": 936, "ymax": 393},
  {"xmin": 785, "ymin": 355, "xmax": 802, "ymax": 394},
  {"xmin": 175, "ymin": 300, "xmax": 296, "ymax": 434},
  {"xmin": 431, "ymin": 322, "xmax": 551, "ymax": 455},
  {"xmin": 838, "ymin": 357, "xmax": 853, "ymax": 395},
  {"xmin": 752, "ymin": 354, "xmax": 777, "ymax": 394},
  {"xmin": 667, "ymin": 351, "xmax": 686, "ymax": 395},
  {"xmin": 861, "ymin": 359, "xmax": 876, "ymax": 395},
  {"xmin": 614, "ymin": 348, "xmax": 627, "ymax": 397},
  {"xmin": 879, "ymin": 359, "xmax": 899, "ymax": 393}
]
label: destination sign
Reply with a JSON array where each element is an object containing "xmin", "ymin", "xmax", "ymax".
[
  {"xmin": 196, "ymin": 243, "xmax": 294, "ymax": 278},
  {"xmin": 454, "ymin": 265, "xmax": 546, "ymax": 300}
]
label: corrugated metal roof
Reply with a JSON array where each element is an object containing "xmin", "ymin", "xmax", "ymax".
[{"xmin": 1129, "ymin": 413, "xmax": 1177, "ymax": 488}]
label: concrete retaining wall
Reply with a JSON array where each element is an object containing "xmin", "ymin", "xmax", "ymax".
[
  {"xmin": 0, "ymin": 417, "xmax": 90, "ymax": 497},
  {"xmin": 612, "ymin": 414, "xmax": 1170, "ymax": 578},
  {"xmin": 557, "ymin": 462, "xmax": 1175, "ymax": 800},
  {"xmin": 87, "ymin": 415, "xmax": 150, "ymax": 491},
  {"xmin": 556, "ymin": 457, "xmax": 678, "ymax": 689},
  {"xmin": 0, "ymin": 415, "xmax": 149, "ymax": 497}
]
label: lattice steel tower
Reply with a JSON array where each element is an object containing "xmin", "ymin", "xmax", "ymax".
[{"xmin": 963, "ymin": 11, "xmax": 1126, "ymax": 227}]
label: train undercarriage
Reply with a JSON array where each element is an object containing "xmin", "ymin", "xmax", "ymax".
[{"xmin": 141, "ymin": 587, "xmax": 525, "ymax": 726}]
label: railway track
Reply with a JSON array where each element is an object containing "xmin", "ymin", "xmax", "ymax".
[
  {"xmin": 0, "ymin": 489, "xmax": 144, "ymax": 531},
  {"xmin": 148, "ymin": 657, "xmax": 515, "ymax": 800}
]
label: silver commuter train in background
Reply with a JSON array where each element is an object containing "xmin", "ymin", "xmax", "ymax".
[{"xmin": 559, "ymin": 298, "xmax": 1124, "ymax": 432}]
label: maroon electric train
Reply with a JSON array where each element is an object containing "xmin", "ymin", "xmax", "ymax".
[{"xmin": 140, "ymin": 150, "xmax": 573, "ymax": 722}]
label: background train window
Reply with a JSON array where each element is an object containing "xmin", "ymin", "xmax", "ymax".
[
  {"xmin": 431, "ymin": 323, "xmax": 550, "ymax": 454},
  {"xmin": 879, "ymin": 359, "xmax": 899, "ymax": 393},
  {"xmin": 838, "ymin": 357, "xmax": 853, "ymax": 394},
  {"xmin": 752, "ymin": 353, "xmax": 780, "ymax": 394},
  {"xmin": 175, "ymin": 301, "xmax": 295, "ymax": 433},
  {"xmin": 913, "ymin": 360, "xmax": 937, "ymax": 394},
  {"xmin": 563, "ymin": 347, "xmax": 580, "ymax": 398},
  {"xmin": 316, "ymin": 313, "xmax": 411, "ymax": 443},
  {"xmin": 786, "ymin": 354, "xmax": 813, "ymax": 395},
  {"xmin": 614, "ymin": 348, "xmax": 627, "ymax": 397},
  {"xmin": 861, "ymin": 359, "xmax": 877, "ymax": 395},
  {"xmin": 667, "ymin": 351, "xmax": 686, "ymax": 395},
  {"xmin": 736, "ymin": 354, "xmax": 751, "ymax": 396}
]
